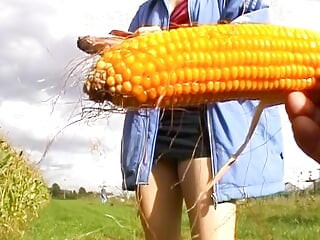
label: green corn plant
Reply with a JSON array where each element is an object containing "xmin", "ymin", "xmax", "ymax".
[{"xmin": 0, "ymin": 137, "xmax": 50, "ymax": 239}]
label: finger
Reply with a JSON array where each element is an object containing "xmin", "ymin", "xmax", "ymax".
[
  {"xmin": 135, "ymin": 26, "xmax": 162, "ymax": 35},
  {"xmin": 291, "ymin": 115, "xmax": 320, "ymax": 163},
  {"xmin": 286, "ymin": 91, "xmax": 308, "ymax": 117},
  {"xmin": 286, "ymin": 91, "xmax": 320, "ymax": 124}
]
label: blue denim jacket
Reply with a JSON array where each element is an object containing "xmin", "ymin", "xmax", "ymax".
[{"xmin": 121, "ymin": 0, "xmax": 284, "ymax": 202}]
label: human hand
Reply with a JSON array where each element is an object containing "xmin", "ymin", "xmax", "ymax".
[
  {"xmin": 134, "ymin": 26, "xmax": 162, "ymax": 35},
  {"xmin": 285, "ymin": 91, "xmax": 320, "ymax": 163}
]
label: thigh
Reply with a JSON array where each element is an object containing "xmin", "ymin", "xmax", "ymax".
[
  {"xmin": 136, "ymin": 159, "xmax": 183, "ymax": 240},
  {"xmin": 178, "ymin": 157, "xmax": 236, "ymax": 240}
]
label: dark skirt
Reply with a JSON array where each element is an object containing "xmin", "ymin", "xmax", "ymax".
[{"xmin": 153, "ymin": 106, "xmax": 211, "ymax": 162}]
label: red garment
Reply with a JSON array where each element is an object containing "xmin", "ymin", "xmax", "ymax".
[{"xmin": 169, "ymin": 0, "xmax": 190, "ymax": 29}]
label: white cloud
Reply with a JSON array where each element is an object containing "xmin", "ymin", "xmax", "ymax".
[{"xmin": 0, "ymin": 99, "xmax": 125, "ymax": 190}]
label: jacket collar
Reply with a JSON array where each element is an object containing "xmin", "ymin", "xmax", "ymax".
[
  {"xmin": 161, "ymin": 0, "xmax": 193, "ymax": 13},
  {"xmin": 160, "ymin": 0, "xmax": 194, "ymax": 24}
]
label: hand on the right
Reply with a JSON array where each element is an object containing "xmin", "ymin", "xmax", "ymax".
[{"xmin": 285, "ymin": 91, "xmax": 320, "ymax": 163}]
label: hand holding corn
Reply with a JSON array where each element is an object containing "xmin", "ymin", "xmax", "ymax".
[
  {"xmin": 80, "ymin": 24, "xmax": 320, "ymax": 109},
  {"xmin": 286, "ymin": 92, "xmax": 320, "ymax": 163}
]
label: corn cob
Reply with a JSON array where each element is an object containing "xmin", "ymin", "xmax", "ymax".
[{"xmin": 84, "ymin": 24, "xmax": 320, "ymax": 108}]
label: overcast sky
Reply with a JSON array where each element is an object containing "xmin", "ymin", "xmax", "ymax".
[{"xmin": 0, "ymin": 0, "xmax": 319, "ymax": 191}]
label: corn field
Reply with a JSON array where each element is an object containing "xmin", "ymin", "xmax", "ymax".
[{"xmin": 0, "ymin": 137, "xmax": 50, "ymax": 240}]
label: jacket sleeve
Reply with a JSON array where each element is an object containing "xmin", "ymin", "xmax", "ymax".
[
  {"xmin": 128, "ymin": 1, "xmax": 151, "ymax": 32},
  {"xmin": 128, "ymin": 0, "xmax": 160, "ymax": 32},
  {"xmin": 221, "ymin": 0, "xmax": 269, "ymax": 21},
  {"xmin": 128, "ymin": 9, "xmax": 140, "ymax": 32}
]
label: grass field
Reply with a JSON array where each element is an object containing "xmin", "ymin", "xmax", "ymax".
[
  {"xmin": 24, "ymin": 198, "xmax": 145, "ymax": 240},
  {"xmin": 23, "ymin": 194, "xmax": 320, "ymax": 240},
  {"xmin": 236, "ymin": 194, "xmax": 320, "ymax": 240}
]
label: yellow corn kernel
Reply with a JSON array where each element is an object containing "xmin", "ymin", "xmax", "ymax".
[{"xmin": 84, "ymin": 24, "xmax": 320, "ymax": 108}]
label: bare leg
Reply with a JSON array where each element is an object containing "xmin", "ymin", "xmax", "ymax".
[
  {"xmin": 178, "ymin": 157, "xmax": 236, "ymax": 240},
  {"xmin": 136, "ymin": 159, "xmax": 183, "ymax": 240}
]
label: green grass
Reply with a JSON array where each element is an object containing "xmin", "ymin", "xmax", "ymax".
[
  {"xmin": 237, "ymin": 194, "xmax": 320, "ymax": 240},
  {"xmin": 24, "ymin": 198, "xmax": 144, "ymax": 240},
  {"xmin": 24, "ymin": 194, "xmax": 320, "ymax": 240}
]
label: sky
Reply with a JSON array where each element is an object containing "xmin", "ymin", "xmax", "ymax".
[{"xmin": 0, "ymin": 0, "xmax": 319, "ymax": 192}]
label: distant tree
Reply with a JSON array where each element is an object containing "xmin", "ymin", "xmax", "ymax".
[
  {"xmin": 51, "ymin": 183, "xmax": 61, "ymax": 198},
  {"xmin": 78, "ymin": 187, "xmax": 87, "ymax": 196},
  {"xmin": 65, "ymin": 190, "xmax": 77, "ymax": 200}
]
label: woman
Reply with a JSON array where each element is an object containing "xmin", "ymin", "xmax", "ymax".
[
  {"xmin": 77, "ymin": 0, "xmax": 284, "ymax": 239},
  {"xmin": 120, "ymin": 0, "xmax": 284, "ymax": 239}
]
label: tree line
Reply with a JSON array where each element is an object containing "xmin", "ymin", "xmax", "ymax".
[{"xmin": 49, "ymin": 183, "xmax": 97, "ymax": 199}]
